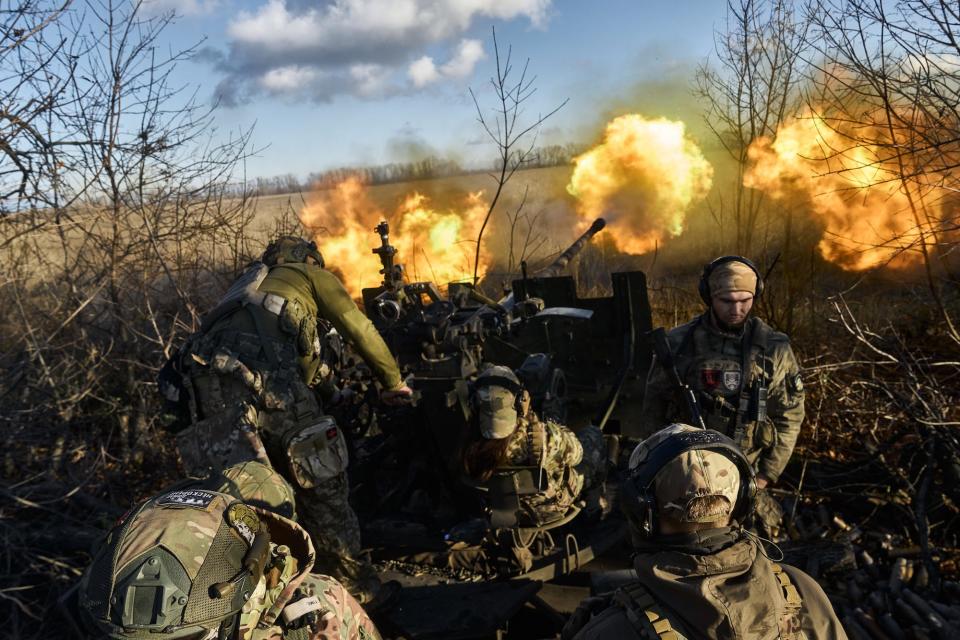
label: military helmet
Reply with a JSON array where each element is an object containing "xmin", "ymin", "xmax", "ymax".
[
  {"xmin": 78, "ymin": 490, "xmax": 270, "ymax": 639},
  {"xmin": 473, "ymin": 365, "xmax": 523, "ymax": 439},
  {"xmin": 208, "ymin": 461, "xmax": 297, "ymax": 521},
  {"xmin": 261, "ymin": 236, "xmax": 324, "ymax": 267},
  {"xmin": 622, "ymin": 424, "xmax": 756, "ymax": 539}
]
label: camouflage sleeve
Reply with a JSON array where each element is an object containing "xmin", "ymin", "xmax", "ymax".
[
  {"xmin": 543, "ymin": 420, "xmax": 583, "ymax": 469},
  {"xmin": 292, "ymin": 573, "xmax": 382, "ymax": 640},
  {"xmin": 760, "ymin": 340, "xmax": 805, "ymax": 482},
  {"xmin": 309, "ymin": 270, "xmax": 403, "ymax": 390},
  {"xmin": 637, "ymin": 358, "xmax": 674, "ymax": 437}
]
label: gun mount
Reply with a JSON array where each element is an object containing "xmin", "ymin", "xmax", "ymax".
[{"xmin": 346, "ymin": 218, "xmax": 654, "ymax": 639}]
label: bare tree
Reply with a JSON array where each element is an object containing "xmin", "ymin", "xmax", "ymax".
[
  {"xmin": 0, "ymin": 2, "xmax": 258, "ymax": 628},
  {"xmin": 695, "ymin": 0, "xmax": 812, "ymax": 257},
  {"xmin": 469, "ymin": 26, "xmax": 567, "ymax": 285},
  {"xmin": 803, "ymin": 0, "xmax": 960, "ymax": 342}
]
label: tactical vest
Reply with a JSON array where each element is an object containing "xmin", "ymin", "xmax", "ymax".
[
  {"xmin": 672, "ymin": 316, "xmax": 774, "ymax": 451},
  {"xmin": 568, "ymin": 565, "xmax": 805, "ymax": 640}
]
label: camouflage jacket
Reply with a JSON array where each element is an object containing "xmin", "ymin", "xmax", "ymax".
[
  {"xmin": 241, "ymin": 507, "xmax": 380, "ymax": 640},
  {"xmin": 503, "ymin": 416, "xmax": 584, "ymax": 522},
  {"xmin": 569, "ymin": 529, "xmax": 846, "ymax": 640},
  {"xmin": 639, "ymin": 314, "xmax": 804, "ymax": 482},
  {"xmin": 195, "ymin": 261, "xmax": 402, "ymax": 391}
]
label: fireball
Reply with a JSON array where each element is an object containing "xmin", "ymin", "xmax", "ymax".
[
  {"xmin": 744, "ymin": 113, "xmax": 928, "ymax": 271},
  {"xmin": 299, "ymin": 177, "xmax": 490, "ymax": 297},
  {"xmin": 567, "ymin": 114, "xmax": 714, "ymax": 254}
]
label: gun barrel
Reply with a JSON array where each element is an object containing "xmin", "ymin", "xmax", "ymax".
[{"xmin": 535, "ymin": 217, "xmax": 606, "ymax": 278}]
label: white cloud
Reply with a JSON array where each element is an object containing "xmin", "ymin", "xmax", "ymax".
[
  {"xmin": 409, "ymin": 56, "xmax": 440, "ymax": 88},
  {"xmin": 258, "ymin": 65, "xmax": 320, "ymax": 92},
  {"xmin": 212, "ymin": 0, "xmax": 551, "ymax": 104},
  {"xmin": 409, "ymin": 40, "xmax": 486, "ymax": 88},
  {"xmin": 350, "ymin": 64, "xmax": 392, "ymax": 97},
  {"xmin": 441, "ymin": 39, "xmax": 485, "ymax": 79}
]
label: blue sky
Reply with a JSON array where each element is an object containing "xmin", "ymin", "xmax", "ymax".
[{"xmin": 154, "ymin": 0, "xmax": 729, "ymax": 179}]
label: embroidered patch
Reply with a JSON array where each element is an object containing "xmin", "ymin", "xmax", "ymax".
[
  {"xmin": 156, "ymin": 489, "xmax": 217, "ymax": 509},
  {"xmin": 792, "ymin": 373, "xmax": 803, "ymax": 393},
  {"xmin": 723, "ymin": 370, "xmax": 741, "ymax": 391},
  {"xmin": 226, "ymin": 502, "xmax": 259, "ymax": 546},
  {"xmin": 702, "ymin": 368, "xmax": 721, "ymax": 390}
]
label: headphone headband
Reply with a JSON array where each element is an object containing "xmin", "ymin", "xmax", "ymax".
[
  {"xmin": 474, "ymin": 374, "xmax": 522, "ymax": 396},
  {"xmin": 698, "ymin": 255, "xmax": 764, "ymax": 304}
]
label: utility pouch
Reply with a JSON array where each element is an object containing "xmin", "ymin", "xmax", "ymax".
[
  {"xmin": 281, "ymin": 416, "xmax": 348, "ymax": 489},
  {"xmin": 176, "ymin": 404, "xmax": 268, "ymax": 476}
]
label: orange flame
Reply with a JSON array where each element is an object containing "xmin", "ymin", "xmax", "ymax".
[
  {"xmin": 566, "ymin": 114, "xmax": 714, "ymax": 254},
  {"xmin": 744, "ymin": 113, "xmax": 928, "ymax": 271},
  {"xmin": 299, "ymin": 176, "xmax": 491, "ymax": 297}
]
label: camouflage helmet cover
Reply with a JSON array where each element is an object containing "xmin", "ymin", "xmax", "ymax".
[
  {"xmin": 78, "ymin": 490, "xmax": 269, "ymax": 639},
  {"xmin": 211, "ymin": 461, "xmax": 297, "ymax": 521},
  {"xmin": 473, "ymin": 365, "xmax": 522, "ymax": 439},
  {"xmin": 628, "ymin": 424, "xmax": 749, "ymax": 526},
  {"xmin": 261, "ymin": 236, "xmax": 324, "ymax": 267}
]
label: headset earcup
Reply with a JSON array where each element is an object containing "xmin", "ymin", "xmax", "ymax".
[
  {"xmin": 619, "ymin": 477, "xmax": 654, "ymax": 541},
  {"xmin": 698, "ymin": 265, "xmax": 712, "ymax": 305}
]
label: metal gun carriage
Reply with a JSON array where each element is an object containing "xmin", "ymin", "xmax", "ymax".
[{"xmin": 340, "ymin": 219, "xmax": 655, "ymax": 638}]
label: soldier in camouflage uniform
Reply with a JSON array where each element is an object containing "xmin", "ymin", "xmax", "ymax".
[
  {"xmin": 161, "ymin": 237, "xmax": 411, "ymax": 603},
  {"xmin": 562, "ymin": 424, "xmax": 846, "ymax": 640},
  {"xmin": 639, "ymin": 257, "xmax": 804, "ymax": 532},
  {"xmin": 462, "ymin": 365, "xmax": 607, "ymax": 525},
  {"xmin": 76, "ymin": 480, "xmax": 380, "ymax": 640}
]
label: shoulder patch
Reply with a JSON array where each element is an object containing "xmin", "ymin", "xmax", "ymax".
[
  {"xmin": 156, "ymin": 489, "xmax": 217, "ymax": 509},
  {"xmin": 791, "ymin": 373, "xmax": 803, "ymax": 393},
  {"xmin": 226, "ymin": 502, "xmax": 260, "ymax": 546}
]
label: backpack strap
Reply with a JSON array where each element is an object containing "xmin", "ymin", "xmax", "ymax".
[{"xmin": 613, "ymin": 582, "xmax": 686, "ymax": 640}]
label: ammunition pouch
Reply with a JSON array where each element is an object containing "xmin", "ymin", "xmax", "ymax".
[
  {"xmin": 281, "ymin": 416, "xmax": 349, "ymax": 489},
  {"xmin": 176, "ymin": 403, "xmax": 268, "ymax": 476}
]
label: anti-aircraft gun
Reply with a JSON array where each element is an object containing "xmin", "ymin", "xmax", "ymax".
[{"xmin": 348, "ymin": 218, "xmax": 655, "ymax": 639}]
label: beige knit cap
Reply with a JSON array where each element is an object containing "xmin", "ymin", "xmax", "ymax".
[{"xmin": 709, "ymin": 261, "xmax": 757, "ymax": 298}]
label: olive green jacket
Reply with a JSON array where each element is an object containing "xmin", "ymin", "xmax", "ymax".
[
  {"xmin": 571, "ymin": 530, "xmax": 846, "ymax": 640},
  {"xmin": 212, "ymin": 262, "xmax": 402, "ymax": 391},
  {"xmin": 639, "ymin": 313, "xmax": 804, "ymax": 482}
]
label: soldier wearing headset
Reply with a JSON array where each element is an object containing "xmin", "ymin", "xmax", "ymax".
[
  {"xmin": 639, "ymin": 257, "xmax": 805, "ymax": 525},
  {"xmin": 562, "ymin": 424, "xmax": 845, "ymax": 640}
]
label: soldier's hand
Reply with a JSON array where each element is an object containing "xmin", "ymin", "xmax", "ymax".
[
  {"xmin": 755, "ymin": 474, "xmax": 770, "ymax": 490},
  {"xmin": 381, "ymin": 384, "xmax": 414, "ymax": 406}
]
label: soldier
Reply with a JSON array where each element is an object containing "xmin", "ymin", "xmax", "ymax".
[
  {"xmin": 461, "ymin": 365, "xmax": 607, "ymax": 524},
  {"xmin": 563, "ymin": 424, "xmax": 846, "ymax": 640},
  {"xmin": 161, "ymin": 236, "xmax": 411, "ymax": 604},
  {"xmin": 74, "ymin": 481, "xmax": 381, "ymax": 640},
  {"xmin": 639, "ymin": 256, "xmax": 804, "ymax": 531}
]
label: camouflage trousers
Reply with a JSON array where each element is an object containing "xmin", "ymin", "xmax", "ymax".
[
  {"xmin": 296, "ymin": 474, "xmax": 379, "ymax": 598},
  {"xmin": 575, "ymin": 425, "xmax": 607, "ymax": 493},
  {"xmin": 179, "ymin": 366, "xmax": 376, "ymax": 597},
  {"xmin": 248, "ymin": 572, "xmax": 381, "ymax": 640}
]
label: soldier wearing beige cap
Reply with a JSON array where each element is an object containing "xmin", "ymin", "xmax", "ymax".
[
  {"xmin": 639, "ymin": 257, "xmax": 804, "ymax": 535},
  {"xmin": 563, "ymin": 424, "xmax": 845, "ymax": 640}
]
